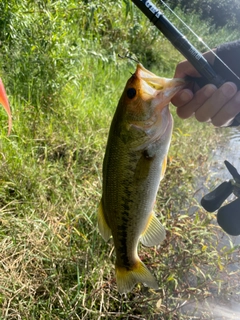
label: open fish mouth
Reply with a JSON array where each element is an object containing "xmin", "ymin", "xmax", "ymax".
[{"xmin": 136, "ymin": 63, "xmax": 186, "ymax": 101}]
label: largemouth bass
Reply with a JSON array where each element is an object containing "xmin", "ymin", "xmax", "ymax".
[
  {"xmin": 0, "ymin": 78, "xmax": 12, "ymax": 135},
  {"xmin": 98, "ymin": 64, "xmax": 185, "ymax": 294}
]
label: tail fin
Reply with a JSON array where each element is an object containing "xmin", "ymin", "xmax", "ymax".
[{"xmin": 115, "ymin": 259, "xmax": 158, "ymax": 294}]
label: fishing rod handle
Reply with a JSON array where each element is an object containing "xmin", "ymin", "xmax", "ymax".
[
  {"xmin": 217, "ymin": 198, "xmax": 240, "ymax": 236},
  {"xmin": 201, "ymin": 181, "xmax": 233, "ymax": 212}
]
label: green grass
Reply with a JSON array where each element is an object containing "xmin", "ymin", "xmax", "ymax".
[{"xmin": 0, "ymin": 1, "xmax": 240, "ymax": 319}]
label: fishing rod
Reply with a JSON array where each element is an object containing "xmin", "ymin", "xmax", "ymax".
[
  {"xmin": 131, "ymin": 0, "xmax": 240, "ymax": 235},
  {"xmin": 130, "ymin": 1, "xmax": 240, "ymax": 116},
  {"xmin": 131, "ymin": 0, "xmax": 226, "ymax": 86},
  {"xmin": 131, "ymin": 0, "xmax": 240, "ymax": 86}
]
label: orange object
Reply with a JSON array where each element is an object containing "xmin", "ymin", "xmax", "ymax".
[{"xmin": 0, "ymin": 78, "xmax": 12, "ymax": 135}]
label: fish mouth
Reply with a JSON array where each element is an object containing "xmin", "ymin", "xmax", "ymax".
[{"xmin": 136, "ymin": 63, "xmax": 186, "ymax": 102}]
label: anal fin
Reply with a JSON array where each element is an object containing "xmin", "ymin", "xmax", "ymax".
[
  {"xmin": 97, "ymin": 199, "xmax": 112, "ymax": 241},
  {"xmin": 140, "ymin": 212, "xmax": 166, "ymax": 247}
]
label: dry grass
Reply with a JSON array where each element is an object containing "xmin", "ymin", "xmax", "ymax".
[
  {"xmin": 0, "ymin": 1, "xmax": 240, "ymax": 318},
  {"xmin": 1, "ymin": 113, "xmax": 239, "ymax": 319}
]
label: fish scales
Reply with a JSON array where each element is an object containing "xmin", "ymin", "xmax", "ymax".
[
  {"xmin": 98, "ymin": 64, "xmax": 185, "ymax": 294},
  {"xmin": 104, "ymin": 112, "xmax": 172, "ymax": 267}
]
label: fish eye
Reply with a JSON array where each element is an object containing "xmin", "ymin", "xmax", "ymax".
[{"xmin": 126, "ymin": 88, "xmax": 136, "ymax": 99}]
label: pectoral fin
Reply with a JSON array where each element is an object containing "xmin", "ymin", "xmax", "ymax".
[
  {"xmin": 97, "ymin": 199, "xmax": 112, "ymax": 241},
  {"xmin": 140, "ymin": 212, "xmax": 166, "ymax": 247}
]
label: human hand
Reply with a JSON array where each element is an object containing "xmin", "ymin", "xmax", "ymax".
[{"xmin": 171, "ymin": 51, "xmax": 240, "ymax": 127}]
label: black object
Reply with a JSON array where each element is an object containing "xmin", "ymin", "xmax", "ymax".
[
  {"xmin": 201, "ymin": 161, "xmax": 240, "ymax": 235},
  {"xmin": 201, "ymin": 181, "xmax": 233, "ymax": 213},
  {"xmin": 217, "ymin": 198, "xmax": 240, "ymax": 236}
]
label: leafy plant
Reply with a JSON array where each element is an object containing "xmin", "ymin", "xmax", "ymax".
[{"xmin": 164, "ymin": 0, "xmax": 240, "ymax": 29}]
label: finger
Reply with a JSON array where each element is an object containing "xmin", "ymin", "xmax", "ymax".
[
  {"xmin": 174, "ymin": 60, "xmax": 201, "ymax": 78},
  {"xmin": 195, "ymin": 82, "xmax": 237, "ymax": 122},
  {"xmin": 171, "ymin": 89, "xmax": 193, "ymax": 107},
  {"xmin": 211, "ymin": 90, "xmax": 240, "ymax": 127},
  {"xmin": 174, "ymin": 50, "xmax": 215, "ymax": 78},
  {"xmin": 176, "ymin": 84, "xmax": 217, "ymax": 119}
]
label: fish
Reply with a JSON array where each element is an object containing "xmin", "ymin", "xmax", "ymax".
[
  {"xmin": 0, "ymin": 78, "xmax": 12, "ymax": 135},
  {"xmin": 98, "ymin": 64, "xmax": 185, "ymax": 294}
]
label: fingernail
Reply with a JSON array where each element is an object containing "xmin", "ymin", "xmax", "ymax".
[
  {"xmin": 235, "ymin": 92, "xmax": 240, "ymax": 103},
  {"xmin": 221, "ymin": 82, "xmax": 237, "ymax": 97},
  {"xmin": 179, "ymin": 90, "xmax": 192, "ymax": 103},
  {"xmin": 203, "ymin": 84, "xmax": 217, "ymax": 97}
]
